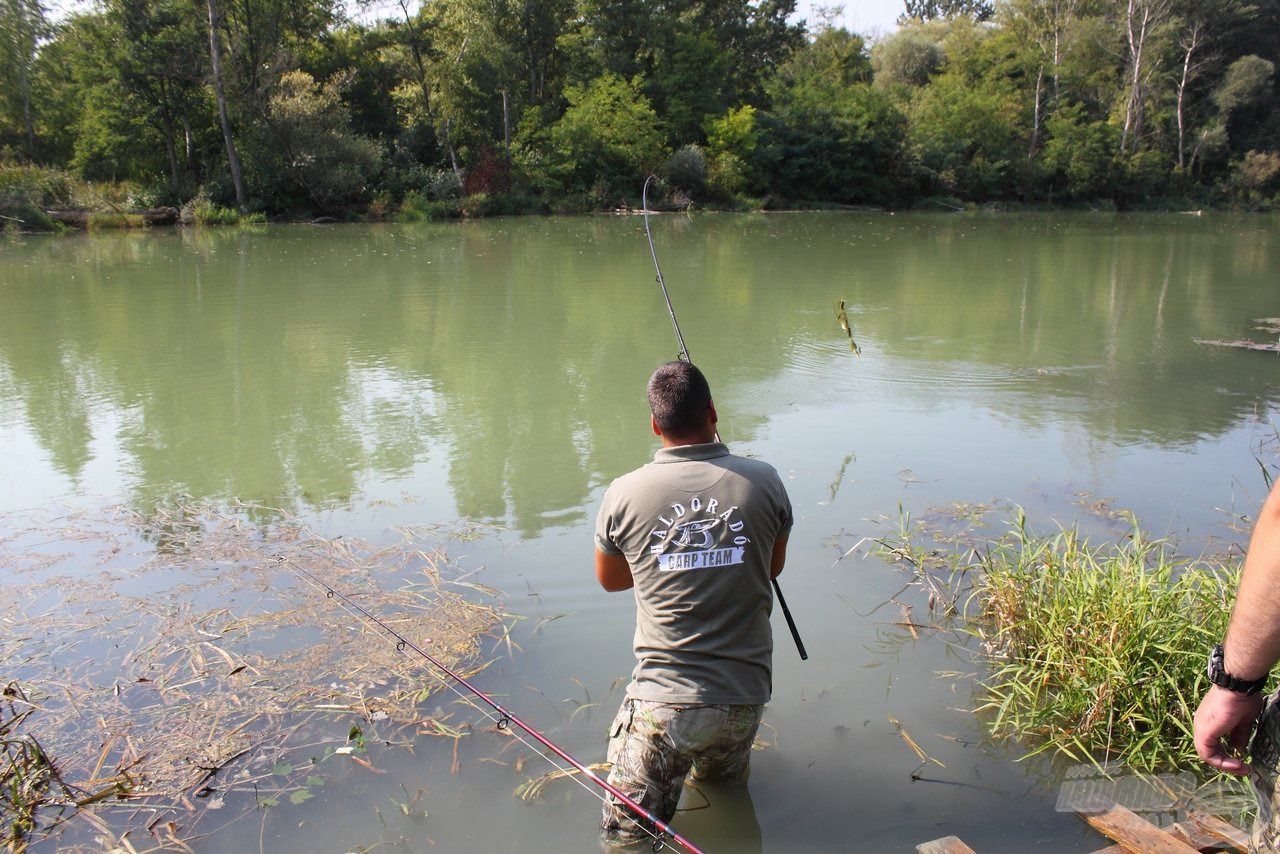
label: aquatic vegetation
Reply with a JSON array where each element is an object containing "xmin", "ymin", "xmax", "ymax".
[
  {"xmin": 0, "ymin": 504, "xmax": 514, "ymax": 850},
  {"xmin": 868, "ymin": 505, "xmax": 1236, "ymax": 772},
  {"xmin": 970, "ymin": 515, "xmax": 1234, "ymax": 771}
]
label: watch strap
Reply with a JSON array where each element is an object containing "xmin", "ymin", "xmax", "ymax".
[{"xmin": 1210, "ymin": 643, "xmax": 1269, "ymax": 695}]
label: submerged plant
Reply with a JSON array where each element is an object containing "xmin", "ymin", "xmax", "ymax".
[
  {"xmin": 1, "ymin": 683, "xmax": 74, "ymax": 851},
  {"xmin": 969, "ymin": 515, "xmax": 1235, "ymax": 771}
]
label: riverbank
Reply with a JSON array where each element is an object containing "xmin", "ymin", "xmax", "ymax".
[{"xmin": 0, "ymin": 161, "xmax": 1249, "ymax": 235}]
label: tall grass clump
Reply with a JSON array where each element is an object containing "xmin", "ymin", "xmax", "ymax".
[{"xmin": 971, "ymin": 515, "xmax": 1236, "ymax": 772}]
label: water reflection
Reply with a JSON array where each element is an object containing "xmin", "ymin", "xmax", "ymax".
[{"xmin": 1, "ymin": 214, "xmax": 1277, "ymax": 528}]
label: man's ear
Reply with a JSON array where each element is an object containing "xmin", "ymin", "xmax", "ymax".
[
  {"xmin": 708, "ymin": 401, "xmax": 718, "ymax": 426},
  {"xmin": 652, "ymin": 414, "xmax": 662, "ymax": 437}
]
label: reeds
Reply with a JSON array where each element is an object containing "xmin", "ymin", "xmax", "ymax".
[{"xmin": 969, "ymin": 514, "xmax": 1235, "ymax": 771}]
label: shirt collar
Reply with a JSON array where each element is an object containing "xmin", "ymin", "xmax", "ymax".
[{"xmin": 652, "ymin": 442, "xmax": 729, "ymax": 463}]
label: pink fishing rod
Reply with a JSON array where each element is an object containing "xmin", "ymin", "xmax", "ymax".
[{"xmin": 280, "ymin": 556, "xmax": 706, "ymax": 854}]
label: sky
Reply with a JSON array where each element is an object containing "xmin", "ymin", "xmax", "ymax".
[
  {"xmin": 45, "ymin": 0, "xmax": 904, "ymax": 44},
  {"xmin": 794, "ymin": 0, "xmax": 904, "ymax": 38}
]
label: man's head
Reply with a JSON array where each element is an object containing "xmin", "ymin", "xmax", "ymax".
[{"xmin": 647, "ymin": 361, "xmax": 717, "ymax": 444}]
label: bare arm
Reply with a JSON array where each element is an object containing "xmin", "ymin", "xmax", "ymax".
[
  {"xmin": 1194, "ymin": 481, "xmax": 1280, "ymax": 774},
  {"xmin": 595, "ymin": 548, "xmax": 634, "ymax": 592},
  {"xmin": 770, "ymin": 534, "xmax": 789, "ymax": 580}
]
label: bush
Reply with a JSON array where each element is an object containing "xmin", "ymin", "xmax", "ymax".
[
  {"xmin": 398, "ymin": 189, "xmax": 455, "ymax": 221},
  {"xmin": 183, "ymin": 195, "xmax": 247, "ymax": 226},
  {"xmin": 664, "ymin": 145, "xmax": 707, "ymax": 199},
  {"xmin": 0, "ymin": 162, "xmax": 76, "ymax": 209},
  {"xmin": 1223, "ymin": 150, "xmax": 1280, "ymax": 208},
  {"xmin": 0, "ymin": 203, "xmax": 61, "ymax": 233}
]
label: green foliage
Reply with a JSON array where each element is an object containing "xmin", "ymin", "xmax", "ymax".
[
  {"xmin": 903, "ymin": 0, "xmax": 994, "ymax": 23},
  {"xmin": 3, "ymin": 0, "xmax": 1277, "ymax": 213},
  {"xmin": 1041, "ymin": 102, "xmax": 1117, "ymax": 199},
  {"xmin": 0, "ymin": 161, "xmax": 75, "ymax": 209},
  {"xmin": 1214, "ymin": 55, "xmax": 1276, "ymax": 115},
  {"xmin": 664, "ymin": 145, "xmax": 707, "ymax": 199},
  {"xmin": 905, "ymin": 73, "xmax": 1023, "ymax": 201},
  {"xmin": 971, "ymin": 519, "xmax": 1234, "ymax": 771},
  {"xmin": 871, "ymin": 26, "xmax": 944, "ymax": 89},
  {"xmin": 397, "ymin": 188, "xmax": 455, "ymax": 220},
  {"xmin": 256, "ymin": 69, "xmax": 383, "ymax": 212},
  {"xmin": 704, "ymin": 105, "xmax": 761, "ymax": 198},
  {"xmin": 185, "ymin": 195, "xmax": 247, "ymax": 225},
  {"xmin": 647, "ymin": 30, "xmax": 731, "ymax": 145},
  {"xmin": 535, "ymin": 73, "xmax": 667, "ymax": 202},
  {"xmin": 86, "ymin": 211, "xmax": 148, "ymax": 229},
  {"xmin": 0, "ymin": 0, "xmax": 48, "ymax": 159},
  {"xmin": 1222, "ymin": 149, "xmax": 1280, "ymax": 208}
]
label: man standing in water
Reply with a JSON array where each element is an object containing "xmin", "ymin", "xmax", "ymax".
[
  {"xmin": 593, "ymin": 361, "xmax": 793, "ymax": 847},
  {"xmin": 1194, "ymin": 479, "xmax": 1280, "ymax": 849}
]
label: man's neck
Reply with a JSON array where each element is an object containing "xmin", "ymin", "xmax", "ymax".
[{"xmin": 660, "ymin": 430, "xmax": 718, "ymax": 448}]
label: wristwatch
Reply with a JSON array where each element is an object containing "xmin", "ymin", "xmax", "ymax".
[{"xmin": 1208, "ymin": 643, "xmax": 1269, "ymax": 695}]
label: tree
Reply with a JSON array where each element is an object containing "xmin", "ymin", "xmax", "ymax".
[
  {"xmin": 901, "ymin": 0, "xmax": 995, "ymax": 23},
  {"xmin": 1117, "ymin": 0, "xmax": 1172, "ymax": 156},
  {"xmin": 871, "ymin": 25, "xmax": 944, "ymax": 88},
  {"xmin": 1040, "ymin": 99, "xmax": 1116, "ymax": 196},
  {"xmin": 266, "ymin": 69, "xmax": 381, "ymax": 210},
  {"xmin": 760, "ymin": 32, "xmax": 905, "ymax": 204},
  {"xmin": 105, "ymin": 0, "xmax": 209, "ymax": 194},
  {"xmin": 531, "ymin": 73, "xmax": 666, "ymax": 201},
  {"xmin": 905, "ymin": 71, "xmax": 1023, "ymax": 199},
  {"xmin": 997, "ymin": 0, "xmax": 1090, "ymax": 158},
  {"xmin": 0, "ymin": 0, "xmax": 47, "ymax": 158},
  {"xmin": 207, "ymin": 0, "xmax": 247, "ymax": 210}
]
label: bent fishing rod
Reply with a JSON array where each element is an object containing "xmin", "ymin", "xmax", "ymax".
[
  {"xmin": 276, "ymin": 555, "xmax": 706, "ymax": 854},
  {"xmin": 642, "ymin": 176, "xmax": 809, "ymax": 662}
]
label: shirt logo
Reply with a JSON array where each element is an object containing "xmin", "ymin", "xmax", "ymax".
[{"xmin": 648, "ymin": 497, "xmax": 750, "ymax": 573}]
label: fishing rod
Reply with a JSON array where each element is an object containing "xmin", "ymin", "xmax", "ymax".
[
  {"xmin": 641, "ymin": 176, "xmax": 809, "ymax": 662},
  {"xmin": 276, "ymin": 555, "xmax": 706, "ymax": 854}
]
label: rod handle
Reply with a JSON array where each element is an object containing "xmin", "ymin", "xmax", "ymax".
[{"xmin": 772, "ymin": 578, "xmax": 808, "ymax": 660}]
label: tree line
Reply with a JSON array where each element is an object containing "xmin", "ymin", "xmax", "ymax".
[{"xmin": 0, "ymin": 0, "xmax": 1277, "ymax": 218}]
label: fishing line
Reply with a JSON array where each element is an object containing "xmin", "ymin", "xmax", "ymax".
[
  {"xmin": 640, "ymin": 176, "xmax": 809, "ymax": 661},
  {"xmin": 274, "ymin": 554, "xmax": 706, "ymax": 854}
]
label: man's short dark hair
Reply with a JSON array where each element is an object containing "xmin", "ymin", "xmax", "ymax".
[{"xmin": 648, "ymin": 361, "xmax": 711, "ymax": 436}]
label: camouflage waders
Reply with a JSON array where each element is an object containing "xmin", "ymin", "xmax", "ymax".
[
  {"xmin": 601, "ymin": 698, "xmax": 764, "ymax": 847},
  {"xmin": 1251, "ymin": 692, "xmax": 1280, "ymax": 851}
]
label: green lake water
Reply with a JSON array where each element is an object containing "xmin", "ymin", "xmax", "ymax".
[{"xmin": 2, "ymin": 212, "xmax": 1278, "ymax": 851}]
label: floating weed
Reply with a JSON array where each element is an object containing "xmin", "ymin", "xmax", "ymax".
[
  {"xmin": 0, "ymin": 503, "xmax": 513, "ymax": 850},
  {"xmin": 514, "ymin": 762, "xmax": 611, "ymax": 801}
]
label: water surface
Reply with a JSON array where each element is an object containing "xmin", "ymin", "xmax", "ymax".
[{"xmin": 2, "ymin": 212, "xmax": 1278, "ymax": 851}]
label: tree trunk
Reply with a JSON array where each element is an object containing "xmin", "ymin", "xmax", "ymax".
[
  {"xmin": 1175, "ymin": 22, "xmax": 1203, "ymax": 172},
  {"xmin": 1028, "ymin": 65, "xmax": 1044, "ymax": 160},
  {"xmin": 396, "ymin": 0, "xmax": 433, "ymax": 125},
  {"xmin": 207, "ymin": 0, "xmax": 248, "ymax": 213}
]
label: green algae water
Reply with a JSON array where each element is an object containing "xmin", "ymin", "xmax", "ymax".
[{"xmin": 1, "ymin": 212, "xmax": 1278, "ymax": 851}]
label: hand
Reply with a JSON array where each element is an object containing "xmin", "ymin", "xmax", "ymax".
[{"xmin": 1193, "ymin": 685, "xmax": 1265, "ymax": 775}]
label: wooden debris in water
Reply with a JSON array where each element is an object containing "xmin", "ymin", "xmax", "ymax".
[
  {"xmin": 916, "ymin": 799, "xmax": 1250, "ymax": 852},
  {"xmin": 1194, "ymin": 337, "xmax": 1280, "ymax": 352},
  {"xmin": 0, "ymin": 503, "xmax": 515, "ymax": 851},
  {"xmin": 1196, "ymin": 318, "xmax": 1280, "ymax": 352}
]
